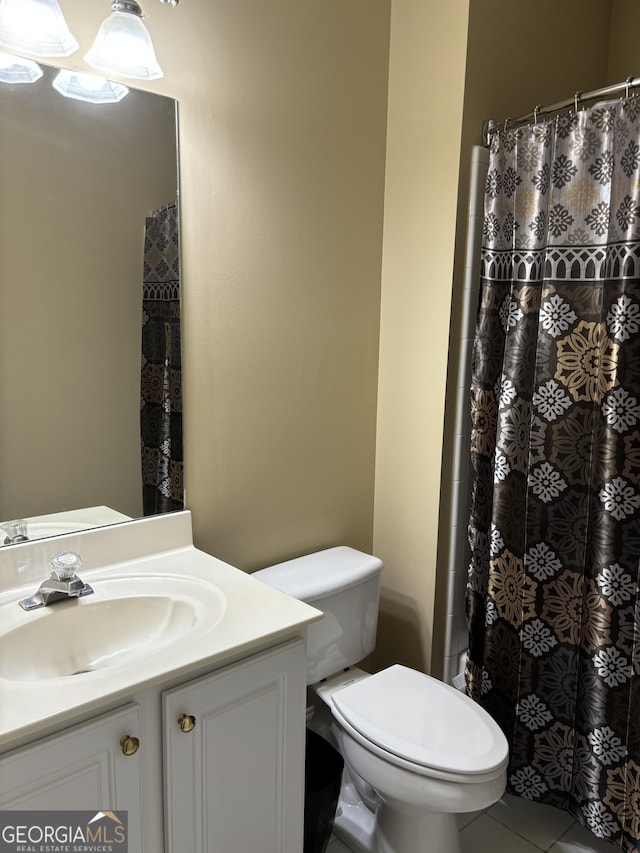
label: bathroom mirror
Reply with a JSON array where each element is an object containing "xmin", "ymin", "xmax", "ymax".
[{"xmin": 0, "ymin": 59, "xmax": 180, "ymax": 545}]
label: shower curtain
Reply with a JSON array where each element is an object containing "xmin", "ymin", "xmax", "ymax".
[
  {"xmin": 141, "ymin": 202, "xmax": 184, "ymax": 515},
  {"xmin": 466, "ymin": 98, "xmax": 640, "ymax": 851}
]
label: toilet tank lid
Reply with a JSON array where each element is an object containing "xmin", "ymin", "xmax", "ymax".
[{"xmin": 253, "ymin": 546, "xmax": 383, "ymax": 601}]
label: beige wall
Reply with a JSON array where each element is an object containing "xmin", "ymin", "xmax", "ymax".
[
  {"xmin": 43, "ymin": 0, "xmax": 390, "ymax": 569},
  {"xmin": 178, "ymin": 1, "xmax": 390, "ymax": 569},
  {"xmin": 608, "ymin": 0, "xmax": 640, "ymax": 81},
  {"xmin": 371, "ymin": 1, "xmax": 470, "ymax": 674}
]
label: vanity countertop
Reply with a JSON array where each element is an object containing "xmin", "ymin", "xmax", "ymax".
[{"xmin": 0, "ymin": 511, "xmax": 321, "ymax": 748}]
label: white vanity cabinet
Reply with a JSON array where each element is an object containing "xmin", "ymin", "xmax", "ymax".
[
  {"xmin": 0, "ymin": 638, "xmax": 307, "ymax": 853},
  {"xmin": 163, "ymin": 638, "xmax": 306, "ymax": 853},
  {"xmin": 0, "ymin": 514, "xmax": 318, "ymax": 852},
  {"xmin": 0, "ymin": 704, "xmax": 144, "ymax": 845}
]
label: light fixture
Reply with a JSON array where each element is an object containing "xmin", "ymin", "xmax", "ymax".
[
  {"xmin": 85, "ymin": 0, "xmax": 163, "ymax": 81},
  {"xmin": 0, "ymin": 49, "xmax": 43, "ymax": 83},
  {"xmin": 0, "ymin": 0, "xmax": 78, "ymax": 58},
  {"xmin": 52, "ymin": 68, "xmax": 129, "ymax": 103}
]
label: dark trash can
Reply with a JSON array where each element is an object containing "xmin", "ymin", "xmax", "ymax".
[{"xmin": 304, "ymin": 729, "xmax": 344, "ymax": 853}]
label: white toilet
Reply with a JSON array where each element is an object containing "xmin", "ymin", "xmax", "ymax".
[{"xmin": 254, "ymin": 546, "xmax": 508, "ymax": 853}]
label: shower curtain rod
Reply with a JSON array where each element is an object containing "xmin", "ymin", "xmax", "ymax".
[{"xmin": 482, "ymin": 74, "xmax": 640, "ymax": 145}]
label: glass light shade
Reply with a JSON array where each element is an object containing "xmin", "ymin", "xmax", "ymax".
[
  {"xmin": 85, "ymin": 10, "xmax": 163, "ymax": 81},
  {"xmin": 0, "ymin": 50, "xmax": 43, "ymax": 83},
  {"xmin": 0, "ymin": 0, "xmax": 78, "ymax": 57},
  {"xmin": 52, "ymin": 68, "xmax": 129, "ymax": 103}
]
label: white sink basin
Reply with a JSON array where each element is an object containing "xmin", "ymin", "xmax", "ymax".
[{"xmin": 0, "ymin": 575, "xmax": 226, "ymax": 681}]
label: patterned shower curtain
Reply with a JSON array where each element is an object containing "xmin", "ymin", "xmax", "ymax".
[
  {"xmin": 141, "ymin": 202, "xmax": 184, "ymax": 515},
  {"xmin": 466, "ymin": 98, "xmax": 640, "ymax": 852}
]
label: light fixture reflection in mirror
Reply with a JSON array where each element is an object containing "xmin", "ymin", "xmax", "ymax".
[
  {"xmin": 0, "ymin": 50, "xmax": 42, "ymax": 83},
  {"xmin": 0, "ymin": 0, "xmax": 78, "ymax": 58},
  {"xmin": 52, "ymin": 68, "xmax": 129, "ymax": 104}
]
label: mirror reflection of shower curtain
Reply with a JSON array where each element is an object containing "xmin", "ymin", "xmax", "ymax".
[{"xmin": 141, "ymin": 202, "xmax": 184, "ymax": 515}]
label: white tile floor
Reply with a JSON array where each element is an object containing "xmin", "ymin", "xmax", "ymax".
[
  {"xmin": 460, "ymin": 795, "xmax": 617, "ymax": 853},
  {"xmin": 326, "ymin": 794, "xmax": 618, "ymax": 853}
]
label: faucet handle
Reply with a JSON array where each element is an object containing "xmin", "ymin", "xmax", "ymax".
[
  {"xmin": 2, "ymin": 519, "xmax": 28, "ymax": 545},
  {"xmin": 49, "ymin": 551, "xmax": 82, "ymax": 580}
]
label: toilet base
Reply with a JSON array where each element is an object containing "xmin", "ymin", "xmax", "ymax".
[
  {"xmin": 332, "ymin": 776, "xmax": 461, "ymax": 853},
  {"xmin": 332, "ymin": 776, "xmax": 375, "ymax": 853},
  {"xmin": 374, "ymin": 805, "xmax": 460, "ymax": 853}
]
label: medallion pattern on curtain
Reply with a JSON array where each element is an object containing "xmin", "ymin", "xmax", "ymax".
[
  {"xmin": 141, "ymin": 202, "xmax": 184, "ymax": 515},
  {"xmin": 466, "ymin": 98, "xmax": 640, "ymax": 851}
]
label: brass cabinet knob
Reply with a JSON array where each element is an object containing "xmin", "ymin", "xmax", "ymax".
[
  {"xmin": 120, "ymin": 735, "xmax": 140, "ymax": 756},
  {"xmin": 178, "ymin": 713, "xmax": 196, "ymax": 733}
]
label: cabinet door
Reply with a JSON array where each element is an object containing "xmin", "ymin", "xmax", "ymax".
[
  {"xmin": 0, "ymin": 704, "xmax": 144, "ymax": 852},
  {"xmin": 164, "ymin": 639, "xmax": 306, "ymax": 853}
]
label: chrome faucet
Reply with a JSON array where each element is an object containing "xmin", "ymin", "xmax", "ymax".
[{"xmin": 19, "ymin": 551, "xmax": 94, "ymax": 611}]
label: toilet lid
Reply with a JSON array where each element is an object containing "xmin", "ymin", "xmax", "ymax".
[{"xmin": 331, "ymin": 665, "xmax": 508, "ymax": 775}]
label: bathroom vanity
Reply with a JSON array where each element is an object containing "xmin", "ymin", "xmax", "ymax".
[{"xmin": 0, "ymin": 512, "xmax": 320, "ymax": 852}]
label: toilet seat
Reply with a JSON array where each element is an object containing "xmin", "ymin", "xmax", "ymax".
[{"xmin": 331, "ymin": 664, "xmax": 508, "ymax": 779}]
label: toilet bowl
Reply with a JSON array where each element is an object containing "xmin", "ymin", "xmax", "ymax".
[
  {"xmin": 321, "ymin": 665, "xmax": 507, "ymax": 852},
  {"xmin": 253, "ymin": 547, "xmax": 508, "ymax": 853}
]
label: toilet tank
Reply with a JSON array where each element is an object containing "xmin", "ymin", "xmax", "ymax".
[{"xmin": 253, "ymin": 546, "xmax": 383, "ymax": 685}]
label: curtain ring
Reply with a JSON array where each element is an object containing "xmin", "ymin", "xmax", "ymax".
[
  {"xmin": 504, "ymin": 117, "xmax": 511, "ymax": 133},
  {"xmin": 574, "ymin": 91, "xmax": 582, "ymax": 113},
  {"xmin": 626, "ymin": 76, "xmax": 633, "ymax": 99},
  {"xmin": 533, "ymin": 104, "xmax": 542, "ymax": 124}
]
